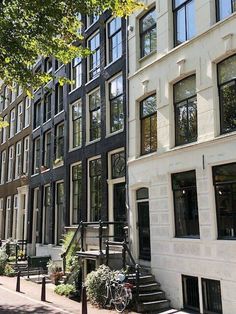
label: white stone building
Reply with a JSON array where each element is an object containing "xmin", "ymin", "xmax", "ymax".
[{"xmin": 127, "ymin": 1, "xmax": 236, "ymax": 313}]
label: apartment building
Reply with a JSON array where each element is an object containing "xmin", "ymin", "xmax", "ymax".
[
  {"xmin": 127, "ymin": 1, "xmax": 236, "ymax": 313},
  {"xmin": 27, "ymin": 11, "xmax": 127, "ymax": 260},
  {"xmin": 0, "ymin": 84, "xmax": 31, "ymax": 243}
]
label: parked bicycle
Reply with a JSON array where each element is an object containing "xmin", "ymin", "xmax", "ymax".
[{"xmin": 102, "ymin": 273, "xmax": 133, "ymax": 313}]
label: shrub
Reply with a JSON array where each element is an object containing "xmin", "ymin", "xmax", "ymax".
[
  {"xmin": 0, "ymin": 249, "xmax": 8, "ymax": 275},
  {"xmin": 54, "ymin": 284, "xmax": 76, "ymax": 297},
  {"xmin": 4, "ymin": 264, "xmax": 15, "ymax": 277}
]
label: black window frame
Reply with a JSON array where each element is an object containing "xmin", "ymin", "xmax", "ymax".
[
  {"xmin": 139, "ymin": 7, "xmax": 157, "ymax": 58},
  {"xmin": 34, "ymin": 100, "xmax": 41, "ymax": 129},
  {"xmin": 202, "ymin": 278, "xmax": 222, "ymax": 314},
  {"xmin": 182, "ymin": 275, "xmax": 200, "ymax": 312},
  {"xmin": 217, "ymin": 54, "xmax": 236, "ymax": 135},
  {"xmin": 172, "ymin": 170, "xmax": 200, "ymax": 238}
]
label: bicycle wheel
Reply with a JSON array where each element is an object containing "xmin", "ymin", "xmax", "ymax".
[{"xmin": 114, "ymin": 286, "xmax": 128, "ymax": 313}]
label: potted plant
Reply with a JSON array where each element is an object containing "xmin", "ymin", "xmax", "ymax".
[{"xmin": 47, "ymin": 260, "xmax": 63, "ymax": 285}]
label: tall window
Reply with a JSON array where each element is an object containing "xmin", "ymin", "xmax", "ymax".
[
  {"xmin": 182, "ymin": 275, "xmax": 200, "ymax": 312},
  {"xmin": 140, "ymin": 95, "xmax": 157, "ymax": 155},
  {"xmin": 24, "ymin": 97, "xmax": 30, "ymax": 128},
  {"xmin": 140, "ymin": 8, "xmax": 157, "ymax": 58},
  {"xmin": 89, "ymin": 89, "xmax": 101, "ymax": 141},
  {"xmin": 218, "ymin": 54, "xmax": 236, "ymax": 134},
  {"xmin": 55, "ymin": 83, "xmax": 63, "ymax": 114},
  {"xmin": 13, "ymin": 195, "xmax": 18, "ymax": 240},
  {"xmin": 55, "ymin": 123, "xmax": 64, "ymax": 161},
  {"xmin": 7, "ymin": 146, "xmax": 14, "ymax": 181},
  {"xmin": 109, "ymin": 74, "xmax": 124, "ymax": 133},
  {"xmin": 44, "ymin": 185, "xmax": 53, "ymax": 244},
  {"xmin": 174, "ymin": 75, "xmax": 197, "ymax": 146},
  {"xmin": 9, "ymin": 108, "xmax": 15, "ymax": 138},
  {"xmin": 107, "ymin": 18, "xmax": 122, "ymax": 63},
  {"xmin": 202, "ymin": 279, "xmax": 222, "ymax": 314},
  {"xmin": 15, "ymin": 141, "xmax": 22, "ymax": 179},
  {"xmin": 71, "ymin": 100, "xmax": 82, "ymax": 149},
  {"xmin": 217, "ymin": 0, "xmax": 236, "ymax": 21},
  {"xmin": 56, "ymin": 182, "xmax": 65, "ymax": 245},
  {"xmin": 33, "ymin": 137, "xmax": 40, "ymax": 174},
  {"xmin": 89, "ymin": 158, "xmax": 102, "ymax": 221},
  {"xmin": 23, "ymin": 136, "xmax": 29, "ymax": 175},
  {"xmin": 44, "ymin": 131, "xmax": 51, "ymax": 169},
  {"xmin": 87, "ymin": 14, "xmax": 99, "ymax": 27},
  {"xmin": 173, "ymin": 0, "xmax": 195, "ymax": 46},
  {"xmin": 172, "ymin": 170, "xmax": 199, "ymax": 237},
  {"xmin": 43, "ymin": 93, "xmax": 52, "ymax": 122},
  {"xmin": 70, "ymin": 57, "xmax": 82, "ymax": 91},
  {"xmin": 111, "ymin": 151, "xmax": 126, "ymax": 179},
  {"xmin": 71, "ymin": 163, "xmax": 82, "ymax": 224},
  {"xmin": 16, "ymin": 102, "xmax": 23, "ymax": 133},
  {"xmin": 213, "ymin": 162, "xmax": 236, "ymax": 239},
  {"xmin": 44, "ymin": 57, "xmax": 52, "ymax": 73},
  {"xmin": 34, "ymin": 100, "xmax": 41, "ymax": 129},
  {"xmin": 33, "ymin": 188, "xmax": 41, "ymax": 243},
  {"xmin": 2, "ymin": 115, "xmax": 7, "ymax": 143},
  {"xmin": 88, "ymin": 33, "xmax": 100, "ymax": 80},
  {"xmin": 5, "ymin": 196, "xmax": 12, "ymax": 239},
  {"xmin": 0, "ymin": 151, "xmax": 6, "ymax": 184}
]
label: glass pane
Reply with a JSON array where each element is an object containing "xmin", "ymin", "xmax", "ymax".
[
  {"xmin": 111, "ymin": 151, "xmax": 125, "ymax": 178},
  {"xmin": 213, "ymin": 163, "xmax": 236, "ymax": 183},
  {"xmin": 108, "ymin": 17, "xmax": 121, "ymax": 36},
  {"xmin": 176, "ymin": 7, "xmax": 186, "ymax": 45},
  {"xmin": 186, "ymin": 0, "xmax": 195, "ymax": 40},
  {"xmin": 150, "ymin": 114, "xmax": 157, "ymax": 151},
  {"xmin": 220, "ymin": 81, "xmax": 236, "ymax": 133},
  {"xmin": 172, "ymin": 170, "xmax": 196, "ymax": 189},
  {"xmin": 188, "ymin": 97, "xmax": 197, "ymax": 142},
  {"xmin": 136, "ymin": 188, "xmax": 149, "ymax": 200},
  {"xmin": 218, "ymin": 0, "xmax": 232, "ymax": 20},
  {"xmin": 141, "ymin": 95, "xmax": 156, "ymax": 117},
  {"xmin": 110, "ymin": 75, "xmax": 123, "ymax": 99},
  {"xmin": 141, "ymin": 117, "xmax": 151, "ymax": 154},
  {"xmin": 218, "ymin": 55, "xmax": 236, "ymax": 84},
  {"xmin": 174, "ymin": 76, "xmax": 196, "ymax": 102},
  {"xmin": 175, "ymin": 101, "xmax": 188, "ymax": 145},
  {"xmin": 174, "ymin": 0, "xmax": 187, "ymax": 8},
  {"xmin": 140, "ymin": 9, "xmax": 156, "ymax": 32}
]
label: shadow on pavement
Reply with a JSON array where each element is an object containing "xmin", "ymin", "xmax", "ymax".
[{"xmin": 0, "ymin": 304, "xmax": 62, "ymax": 313}]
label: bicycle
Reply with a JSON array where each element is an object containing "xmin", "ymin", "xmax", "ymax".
[{"xmin": 102, "ymin": 273, "xmax": 133, "ymax": 313}]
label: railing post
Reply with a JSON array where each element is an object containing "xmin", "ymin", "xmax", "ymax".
[
  {"xmin": 15, "ymin": 243, "xmax": 18, "ymax": 265},
  {"xmin": 122, "ymin": 242, "xmax": 126, "ymax": 269},
  {"xmin": 41, "ymin": 277, "xmax": 46, "ymax": 301},
  {"xmin": 135, "ymin": 264, "xmax": 140, "ymax": 306},
  {"xmin": 80, "ymin": 222, "xmax": 84, "ymax": 252},
  {"xmin": 62, "ymin": 254, "xmax": 66, "ymax": 274},
  {"xmin": 16, "ymin": 271, "xmax": 21, "ymax": 292},
  {"xmin": 99, "ymin": 220, "xmax": 103, "ymax": 255},
  {"xmin": 105, "ymin": 240, "xmax": 109, "ymax": 266}
]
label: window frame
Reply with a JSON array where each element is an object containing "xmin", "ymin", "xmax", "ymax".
[
  {"xmin": 88, "ymin": 157, "xmax": 102, "ymax": 221},
  {"xmin": 55, "ymin": 83, "xmax": 64, "ymax": 114},
  {"xmin": 15, "ymin": 141, "xmax": 22, "ymax": 179},
  {"xmin": 70, "ymin": 100, "xmax": 82, "ymax": 150},
  {"xmin": 55, "ymin": 123, "xmax": 64, "ymax": 162},
  {"xmin": 70, "ymin": 162, "xmax": 82, "ymax": 225},
  {"xmin": 23, "ymin": 136, "xmax": 29, "ymax": 175},
  {"xmin": 7, "ymin": 145, "xmax": 14, "ymax": 182},
  {"xmin": 202, "ymin": 278, "xmax": 223, "ymax": 314},
  {"xmin": 70, "ymin": 57, "xmax": 82, "ymax": 92},
  {"xmin": 216, "ymin": 0, "xmax": 236, "ymax": 21},
  {"xmin": 87, "ymin": 31, "xmax": 100, "ymax": 81},
  {"xmin": 33, "ymin": 137, "xmax": 40, "ymax": 174},
  {"xmin": 43, "ymin": 131, "xmax": 51, "ymax": 169},
  {"xmin": 0, "ymin": 150, "xmax": 6, "ymax": 184},
  {"xmin": 88, "ymin": 88, "xmax": 101, "ymax": 142},
  {"xmin": 107, "ymin": 17, "xmax": 122, "ymax": 64}
]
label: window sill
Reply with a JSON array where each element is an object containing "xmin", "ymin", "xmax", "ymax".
[
  {"xmin": 86, "ymin": 138, "xmax": 101, "ymax": 146},
  {"xmin": 85, "ymin": 74, "xmax": 100, "ymax": 86},
  {"xmin": 106, "ymin": 128, "xmax": 124, "ymax": 138},
  {"xmin": 42, "ymin": 118, "xmax": 52, "ymax": 126},
  {"xmin": 139, "ymin": 50, "xmax": 157, "ymax": 63},
  {"xmin": 54, "ymin": 65, "xmax": 64, "ymax": 73},
  {"xmin": 174, "ymin": 236, "xmax": 200, "ymax": 240},
  {"xmin": 54, "ymin": 110, "xmax": 64, "ymax": 118},
  {"xmin": 53, "ymin": 161, "xmax": 64, "ymax": 169},
  {"xmin": 68, "ymin": 86, "xmax": 82, "ymax": 95},
  {"xmin": 33, "ymin": 126, "xmax": 40, "ymax": 132},
  {"xmin": 31, "ymin": 173, "xmax": 39, "ymax": 178},
  {"xmin": 104, "ymin": 56, "xmax": 123, "ymax": 70},
  {"xmin": 69, "ymin": 146, "xmax": 82, "ymax": 153}
]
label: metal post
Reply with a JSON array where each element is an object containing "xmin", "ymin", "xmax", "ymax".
[
  {"xmin": 41, "ymin": 277, "xmax": 46, "ymax": 301},
  {"xmin": 81, "ymin": 222, "xmax": 84, "ymax": 252},
  {"xmin": 105, "ymin": 241, "xmax": 109, "ymax": 266},
  {"xmin": 16, "ymin": 271, "xmax": 21, "ymax": 292},
  {"xmin": 122, "ymin": 242, "xmax": 126, "ymax": 269},
  {"xmin": 81, "ymin": 284, "xmax": 87, "ymax": 314},
  {"xmin": 135, "ymin": 264, "xmax": 140, "ymax": 306},
  {"xmin": 62, "ymin": 254, "xmax": 66, "ymax": 274},
  {"xmin": 99, "ymin": 220, "xmax": 103, "ymax": 254}
]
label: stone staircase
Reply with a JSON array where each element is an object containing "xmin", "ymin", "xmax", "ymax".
[{"xmin": 127, "ymin": 271, "xmax": 170, "ymax": 313}]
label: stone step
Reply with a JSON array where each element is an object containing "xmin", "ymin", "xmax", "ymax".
[
  {"xmin": 133, "ymin": 282, "xmax": 161, "ymax": 292},
  {"xmin": 127, "ymin": 274, "xmax": 156, "ymax": 284},
  {"xmin": 137, "ymin": 299, "xmax": 170, "ymax": 313},
  {"xmin": 139, "ymin": 291, "xmax": 166, "ymax": 302}
]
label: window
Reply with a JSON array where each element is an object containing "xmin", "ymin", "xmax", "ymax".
[
  {"xmin": 0, "ymin": 151, "xmax": 6, "ymax": 184},
  {"xmin": 0, "ymin": 90, "xmax": 5, "ymax": 113},
  {"xmin": 213, "ymin": 162, "xmax": 236, "ymax": 239},
  {"xmin": 111, "ymin": 151, "xmax": 126, "ymax": 179},
  {"xmin": 5, "ymin": 87, "xmax": 12, "ymax": 106},
  {"xmin": 5, "ymin": 196, "xmax": 12, "ymax": 239},
  {"xmin": 174, "ymin": 75, "xmax": 197, "ymax": 146},
  {"xmin": 15, "ymin": 141, "xmax": 22, "ymax": 179},
  {"xmin": 44, "ymin": 185, "xmax": 53, "ymax": 244},
  {"xmin": 56, "ymin": 182, "xmax": 65, "ymax": 245},
  {"xmin": 218, "ymin": 54, "xmax": 236, "ymax": 134},
  {"xmin": 9, "ymin": 108, "xmax": 15, "ymax": 138},
  {"xmin": 2, "ymin": 115, "xmax": 7, "ymax": 143},
  {"xmin": 89, "ymin": 158, "xmax": 102, "ymax": 221},
  {"xmin": 44, "ymin": 57, "xmax": 52, "ymax": 73},
  {"xmin": 70, "ymin": 57, "xmax": 82, "ymax": 91},
  {"xmin": 43, "ymin": 131, "xmax": 51, "ymax": 169},
  {"xmin": 71, "ymin": 100, "xmax": 82, "ymax": 149},
  {"xmin": 12, "ymin": 195, "xmax": 18, "ymax": 239},
  {"xmin": 33, "ymin": 137, "xmax": 40, "ymax": 174},
  {"xmin": 55, "ymin": 123, "xmax": 64, "ymax": 162},
  {"xmin": 202, "ymin": 279, "xmax": 222, "ymax": 314},
  {"xmin": 173, "ymin": 0, "xmax": 195, "ymax": 46},
  {"xmin": 217, "ymin": 0, "xmax": 236, "ymax": 21},
  {"xmin": 7, "ymin": 146, "xmax": 14, "ymax": 181},
  {"xmin": 88, "ymin": 33, "xmax": 100, "ymax": 80},
  {"xmin": 107, "ymin": 18, "xmax": 122, "ymax": 63},
  {"xmin": 140, "ymin": 8, "xmax": 157, "ymax": 58},
  {"xmin": 55, "ymin": 59, "xmax": 63, "ymax": 70},
  {"xmin": 43, "ymin": 93, "xmax": 52, "ymax": 122},
  {"xmin": 89, "ymin": 89, "xmax": 101, "ymax": 141},
  {"xmin": 33, "ymin": 188, "xmax": 41, "ymax": 243},
  {"xmin": 55, "ymin": 83, "xmax": 63, "ymax": 114},
  {"xmin": 182, "ymin": 275, "xmax": 200, "ymax": 312},
  {"xmin": 16, "ymin": 102, "xmax": 23, "ymax": 133},
  {"xmin": 172, "ymin": 170, "xmax": 199, "ymax": 237},
  {"xmin": 140, "ymin": 95, "xmax": 157, "ymax": 155},
  {"xmin": 34, "ymin": 100, "xmax": 41, "ymax": 129},
  {"xmin": 109, "ymin": 74, "xmax": 124, "ymax": 133},
  {"xmin": 87, "ymin": 14, "xmax": 99, "ymax": 27},
  {"xmin": 24, "ymin": 96, "xmax": 30, "ymax": 128},
  {"xmin": 23, "ymin": 136, "xmax": 29, "ymax": 175},
  {"xmin": 71, "ymin": 163, "xmax": 82, "ymax": 224}
]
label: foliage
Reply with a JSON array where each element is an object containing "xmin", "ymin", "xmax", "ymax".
[
  {"xmin": 47, "ymin": 259, "xmax": 61, "ymax": 274},
  {"xmin": 4, "ymin": 264, "xmax": 15, "ymax": 277},
  {"xmin": 61, "ymin": 231, "xmax": 80, "ymax": 272},
  {"xmin": 54, "ymin": 283, "xmax": 76, "ymax": 297},
  {"xmin": 0, "ymin": 0, "xmax": 143, "ymax": 92},
  {"xmin": 85, "ymin": 265, "xmax": 124, "ymax": 307},
  {"xmin": 0, "ymin": 249, "xmax": 8, "ymax": 275}
]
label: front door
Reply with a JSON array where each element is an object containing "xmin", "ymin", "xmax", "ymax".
[
  {"xmin": 113, "ymin": 182, "xmax": 126, "ymax": 241},
  {"xmin": 138, "ymin": 201, "xmax": 151, "ymax": 260}
]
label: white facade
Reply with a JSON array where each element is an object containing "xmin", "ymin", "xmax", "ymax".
[{"xmin": 128, "ymin": 1, "xmax": 236, "ymax": 313}]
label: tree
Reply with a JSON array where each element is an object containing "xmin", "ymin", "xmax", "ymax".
[{"xmin": 0, "ymin": 0, "xmax": 142, "ymax": 92}]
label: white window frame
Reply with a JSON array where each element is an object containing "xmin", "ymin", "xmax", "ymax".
[
  {"xmin": 24, "ymin": 96, "xmax": 31, "ymax": 128},
  {"xmin": 70, "ymin": 161, "xmax": 82, "ymax": 225},
  {"xmin": 15, "ymin": 141, "xmax": 22, "ymax": 179},
  {"xmin": 16, "ymin": 101, "xmax": 23, "ymax": 133},
  {"xmin": 9, "ymin": 108, "xmax": 15, "ymax": 138},
  {"xmin": 2, "ymin": 115, "xmax": 7, "ymax": 143},
  {"xmin": 0, "ymin": 150, "xmax": 6, "ymax": 184},
  {"xmin": 70, "ymin": 57, "xmax": 82, "ymax": 93},
  {"xmin": 5, "ymin": 196, "xmax": 12, "ymax": 239},
  {"xmin": 42, "ymin": 184, "xmax": 51, "ymax": 244},
  {"xmin": 106, "ymin": 17, "xmax": 122, "ymax": 65},
  {"xmin": 69, "ymin": 99, "xmax": 82, "ymax": 151},
  {"xmin": 12, "ymin": 194, "xmax": 18, "ymax": 239},
  {"xmin": 23, "ymin": 136, "xmax": 29, "ymax": 175},
  {"xmin": 7, "ymin": 146, "xmax": 14, "ymax": 182},
  {"xmin": 86, "ymin": 87, "xmax": 101, "ymax": 144},
  {"xmin": 33, "ymin": 137, "xmax": 40, "ymax": 174},
  {"xmin": 87, "ymin": 31, "xmax": 100, "ymax": 82},
  {"xmin": 55, "ymin": 180, "xmax": 64, "ymax": 245}
]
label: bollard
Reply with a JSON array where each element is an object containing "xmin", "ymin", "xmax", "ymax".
[
  {"xmin": 16, "ymin": 271, "xmax": 21, "ymax": 292},
  {"xmin": 41, "ymin": 277, "xmax": 46, "ymax": 301},
  {"xmin": 81, "ymin": 284, "xmax": 87, "ymax": 314}
]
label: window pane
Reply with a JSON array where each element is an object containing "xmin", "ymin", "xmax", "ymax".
[
  {"xmin": 136, "ymin": 188, "xmax": 149, "ymax": 200},
  {"xmin": 218, "ymin": 55, "xmax": 236, "ymax": 84},
  {"xmin": 218, "ymin": 0, "xmax": 232, "ymax": 20},
  {"xmin": 220, "ymin": 81, "xmax": 236, "ymax": 133},
  {"xmin": 141, "ymin": 95, "xmax": 156, "ymax": 117},
  {"xmin": 186, "ymin": 0, "xmax": 195, "ymax": 40},
  {"xmin": 202, "ymin": 279, "xmax": 222, "ymax": 314},
  {"xmin": 140, "ymin": 9, "xmax": 157, "ymax": 57},
  {"xmin": 213, "ymin": 162, "xmax": 236, "ymax": 183},
  {"xmin": 140, "ymin": 9, "xmax": 156, "ymax": 32},
  {"xmin": 172, "ymin": 170, "xmax": 196, "ymax": 189},
  {"xmin": 174, "ymin": 76, "xmax": 196, "ymax": 102},
  {"xmin": 111, "ymin": 151, "xmax": 125, "ymax": 179},
  {"xmin": 176, "ymin": 7, "xmax": 186, "ymax": 45}
]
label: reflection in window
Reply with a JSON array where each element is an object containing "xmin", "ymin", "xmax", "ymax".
[
  {"xmin": 173, "ymin": 0, "xmax": 195, "ymax": 46},
  {"xmin": 140, "ymin": 95, "xmax": 157, "ymax": 155},
  {"xmin": 111, "ymin": 151, "xmax": 125, "ymax": 179},
  {"xmin": 55, "ymin": 124, "xmax": 64, "ymax": 161},
  {"xmin": 140, "ymin": 8, "xmax": 157, "ymax": 57},
  {"xmin": 108, "ymin": 18, "xmax": 122, "ymax": 63},
  {"xmin": 56, "ymin": 182, "xmax": 65, "ymax": 245},
  {"xmin": 217, "ymin": 0, "xmax": 236, "ymax": 21},
  {"xmin": 174, "ymin": 75, "xmax": 197, "ymax": 146},
  {"xmin": 71, "ymin": 100, "xmax": 82, "ymax": 148},
  {"xmin": 44, "ymin": 185, "xmax": 53, "ymax": 244},
  {"xmin": 172, "ymin": 170, "xmax": 199, "ymax": 237},
  {"xmin": 218, "ymin": 54, "xmax": 236, "ymax": 134},
  {"xmin": 71, "ymin": 163, "xmax": 82, "ymax": 224},
  {"xmin": 88, "ymin": 33, "xmax": 100, "ymax": 80},
  {"xmin": 89, "ymin": 89, "xmax": 101, "ymax": 141},
  {"xmin": 70, "ymin": 57, "xmax": 82, "ymax": 91},
  {"xmin": 109, "ymin": 75, "xmax": 124, "ymax": 133},
  {"xmin": 89, "ymin": 158, "xmax": 102, "ymax": 221}
]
